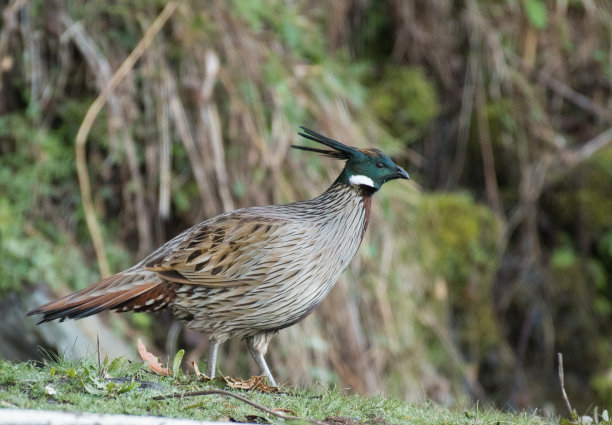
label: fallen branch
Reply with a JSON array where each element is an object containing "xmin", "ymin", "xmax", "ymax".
[{"xmin": 153, "ymin": 389, "xmax": 327, "ymax": 425}]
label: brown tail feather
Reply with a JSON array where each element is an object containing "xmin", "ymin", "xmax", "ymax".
[{"xmin": 28, "ymin": 271, "xmax": 178, "ymax": 323}]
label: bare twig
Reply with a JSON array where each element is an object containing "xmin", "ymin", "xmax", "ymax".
[
  {"xmin": 71, "ymin": 1, "xmax": 178, "ymax": 277},
  {"xmin": 565, "ymin": 126, "xmax": 612, "ymax": 166},
  {"xmin": 534, "ymin": 69, "xmax": 612, "ymax": 124},
  {"xmin": 198, "ymin": 50, "xmax": 234, "ymax": 212},
  {"xmin": 507, "ymin": 125, "xmax": 612, "ymax": 241},
  {"xmin": 506, "ymin": 50, "xmax": 612, "ymax": 124},
  {"xmin": 558, "ymin": 353, "xmax": 575, "ymax": 420},
  {"xmin": 153, "ymin": 389, "xmax": 327, "ymax": 425},
  {"xmin": 531, "ymin": 126, "xmax": 612, "ymax": 192}
]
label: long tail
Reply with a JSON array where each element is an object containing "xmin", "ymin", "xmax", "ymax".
[{"xmin": 28, "ymin": 271, "xmax": 178, "ymax": 323}]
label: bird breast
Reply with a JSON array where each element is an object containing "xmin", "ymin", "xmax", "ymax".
[{"xmin": 171, "ymin": 184, "xmax": 370, "ymax": 338}]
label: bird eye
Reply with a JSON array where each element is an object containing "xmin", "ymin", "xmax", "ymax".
[{"xmin": 376, "ymin": 162, "xmax": 384, "ymax": 169}]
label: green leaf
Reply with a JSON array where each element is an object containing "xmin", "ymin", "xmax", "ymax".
[
  {"xmin": 79, "ymin": 375, "xmax": 105, "ymax": 395},
  {"xmin": 117, "ymin": 377, "xmax": 136, "ymax": 394},
  {"xmin": 107, "ymin": 357, "xmax": 128, "ymax": 376},
  {"xmin": 82, "ymin": 382, "xmax": 105, "ymax": 395},
  {"xmin": 525, "ymin": 0, "xmax": 548, "ymax": 30},
  {"xmin": 551, "ymin": 246, "xmax": 576, "ymax": 269},
  {"xmin": 172, "ymin": 349, "xmax": 185, "ymax": 378}
]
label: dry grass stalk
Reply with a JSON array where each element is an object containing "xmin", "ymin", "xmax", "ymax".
[
  {"xmin": 163, "ymin": 61, "xmax": 220, "ymax": 218},
  {"xmin": 475, "ymin": 59, "xmax": 504, "ymax": 218},
  {"xmin": 71, "ymin": 1, "xmax": 178, "ymax": 277},
  {"xmin": 197, "ymin": 50, "xmax": 234, "ymax": 212},
  {"xmin": 558, "ymin": 353, "xmax": 575, "ymax": 419},
  {"xmin": 155, "ymin": 56, "xmax": 173, "ymax": 221}
]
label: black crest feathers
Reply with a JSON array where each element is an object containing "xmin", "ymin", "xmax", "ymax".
[{"xmin": 292, "ymin": 127, "xmax": 357, "ymax": 160}]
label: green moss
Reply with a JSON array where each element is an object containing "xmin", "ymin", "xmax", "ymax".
[
  {"xmin": 552, "ymin": 151, "xmax": 612, "ymax": 229},
  {"xmin": 592, "ymin": 369, "xmax": 612, "ymax": 409},
  {"xmin": 486, "ymin": 98, "xmax": 519, "ymax": 137},
  {"xmin": 412, "ymin": 192, "xmax": 504, "ymax": 357},
  {"xmin": 369, "ymin": 66, "xmax": 440, "ymax": 143},
  {"xmin": 548, "ymin": 153, "xmax": 612, "ymax": 332},
  {"xmin": 414, "ymin": 192, "xmax": 502, "ymax": 290}
]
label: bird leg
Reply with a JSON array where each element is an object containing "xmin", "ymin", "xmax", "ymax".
[
  {"xmin": 206, "ymin": 337, "xmax": 220, "ymax": 378},
  {"xmin": 246, "ymin": 334, "xmax": 277, "ymax": 387}
]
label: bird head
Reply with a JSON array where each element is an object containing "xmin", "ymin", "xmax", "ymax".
[{"xmin": 293, "ymin": 127, "xmax": 410, "ymax": 191}]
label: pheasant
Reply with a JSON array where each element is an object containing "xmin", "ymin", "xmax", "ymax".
[{"xmin": 28, "ymin": 127, "xmax": 410, "ymax": 386}]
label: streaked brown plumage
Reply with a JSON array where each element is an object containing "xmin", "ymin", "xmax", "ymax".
[{"xmin": 29, "ymin": 127, "xmax": 410, "ymax": 386}]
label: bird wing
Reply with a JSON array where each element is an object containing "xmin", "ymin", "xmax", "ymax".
[{"xmin": 143, "ymin": 212, "xmax": 305, "ymax": 288}]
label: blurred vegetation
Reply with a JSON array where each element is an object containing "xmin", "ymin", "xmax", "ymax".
[{"xmin": 0, "ymin": 0, "xmax": 611, "ymax": 415}]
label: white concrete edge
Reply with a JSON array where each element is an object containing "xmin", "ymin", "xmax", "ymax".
[{"xmin": 0, "ymin": 409, "xmax": 245, "ymax": 425}]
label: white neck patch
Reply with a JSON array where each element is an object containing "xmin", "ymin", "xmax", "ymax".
[{"xmin": 348, "ymin": 174, "xmax": 375, "ymax": 188}]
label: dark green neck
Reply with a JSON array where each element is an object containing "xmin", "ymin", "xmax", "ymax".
[{"xmin": 336, "ymin": 168, "xmax": 351, "ymax": 186}]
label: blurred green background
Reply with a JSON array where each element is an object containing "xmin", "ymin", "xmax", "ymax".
[{"xmin": 1, "ymin": 0, "xmax": 611, "ymax": 413}]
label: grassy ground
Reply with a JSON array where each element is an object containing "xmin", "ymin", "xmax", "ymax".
[{"xmin": 0, "ymin": 357, "xmax": 557, "ymax": 424}]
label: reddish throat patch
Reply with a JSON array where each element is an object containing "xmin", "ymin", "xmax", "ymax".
[{"xmin": 360, "ymin": 187, "xmax": 374, "ymax": 241}]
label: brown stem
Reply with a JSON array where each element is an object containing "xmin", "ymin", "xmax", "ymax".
[
  {"xmin": 475, "ymin": 63, "xmax": 504, "ymax": 218},
  {"xmin": 153, "ymin": 389, "xmax": 327, "ymax": 425}
]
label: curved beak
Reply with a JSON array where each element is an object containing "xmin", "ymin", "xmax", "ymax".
[{"xmin": 395, "ymin": 165, "xmax": 410, "ymax": 180}]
